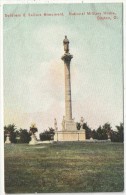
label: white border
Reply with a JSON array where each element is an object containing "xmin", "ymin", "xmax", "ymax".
[
  {"xmin": 1, "ymin": 0, "xmax": 126, "ymax": 4},
  {"xmin": 0, "ymin": 0, "xmax": 125, "ymax": 195},
  {"xmin": 0, "ymin": 1, "xmax": 4, "ymax": 195}
]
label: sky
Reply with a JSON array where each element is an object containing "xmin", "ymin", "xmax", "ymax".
[{"xmin": 3, "ymin": 3, "xmax": 123, "ymax": 135}]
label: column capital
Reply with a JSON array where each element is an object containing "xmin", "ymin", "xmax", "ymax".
[{"xmin": 61, "ymin": 53, "xmax": 73, "ymax": 63}]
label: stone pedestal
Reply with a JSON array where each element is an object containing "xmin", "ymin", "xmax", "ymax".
[
  {"xmin": 64, "ymin": 119, "xmax": 76, "ymax": 131},
  {"xmin": 54, "ymin": 130, "xmax": 86, "ymax": 142},
  {"xmin": 54, "ymin": 116, "xmax": 86, "ymax": 141},
  {"xmin": 29, "ymin": 134, "xmax": 38, "ymax": 145},
  {"xmin": 107, "ymin": 135, "xmax": 111, "ymax": 141},
  {"xmin": 5, "ymin": 135, "xmax": 11, "ymax": 144}
]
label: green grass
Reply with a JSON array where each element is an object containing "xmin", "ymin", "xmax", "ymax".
[{"xmin": 4, "ymin": 142, "xmax": 124, "ymax": 193}]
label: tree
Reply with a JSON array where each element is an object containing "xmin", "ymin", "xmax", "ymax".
[
  {"xmin": 96, "ymin": 125, "xmax": 108, "ymax": 140},
  {"xmin": 115, "ymin": 123, "xmax": 124, "ymax": 142},
  {"xmin": 76, "ymin": 122, "xmax": 92, "ymax": 139},
  {"xmin": 92, "ymin": 123, "xmax": 112, "ymax": 140},
  {"xmin": 110, "ymin": 123, "xmax": 123, "ymax": 142},
  {"xmin": 39, "ymin": 128, "xmax": 55, "ymax": 141},
  {"xmin": 83, "ymin": 123, "xmax": 92, "ymax": 139},
  {"xmin": 4, "ymin": 124, "xmax": 17, "ymax": 143},
  {"xmin": 116, "ymin": 123, "xmax": 124, "ymax": 142},
  {"xmin": 102, "ymin": 123, "xmax": 112, "ymax": 139},
  {"xmin": 91, "ymin": 129, "xmax": 98, "ymax": 139},
  {"xmin": 19, "ymin": 129, "xmax": 31, "ymax": 143},
  {"xmin": 110, "ymin": 131, "xmax": 119, "ymax": 142}
]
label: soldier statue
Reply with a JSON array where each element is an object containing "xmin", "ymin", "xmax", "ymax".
[
  {"xmin": 80, "ymin": 117, "xmax": 84, "ymax": 130},
  {"xmin": 63, "ymin": 36, "xmax": 69, "ymax": 53}
]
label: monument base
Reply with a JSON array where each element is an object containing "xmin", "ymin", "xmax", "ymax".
[
  {"xmin": 64, "ymin": 119, "xmax": 77, "ymax": 131},
  {"xmin": 5, "ymin": 136, "xmax": 11, "ymax": 144},
  {"xmin": 29, "ymin": 134, "xmax": 38, "ymax": 145},
  {"xmin": 54, "ymin": 130, "xmax": 86, "ymax": 142}
]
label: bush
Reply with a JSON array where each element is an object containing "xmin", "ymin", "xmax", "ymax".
[
  {"xmin": 96, "ymin": 126, "xmax": 108, "ymax": 140},
  {"xmin": 91, "ymin": 129, "xmax": 98, "ymax": 139},
  {"xmin": 39, "ymin": 128, "xmax": 55, "ymax": 141},
  {"xmin": 111, "ymin": 123, "xmax": 124, "ymax": 142},
  {"xmin": 19, "ymin": 129, "xmax": 31, "ymax": 143}
]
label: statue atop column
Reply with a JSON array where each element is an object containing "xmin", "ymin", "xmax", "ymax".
[{"xmin": 63, "ymin": 36, "xmax": 69, "ymax": 53}]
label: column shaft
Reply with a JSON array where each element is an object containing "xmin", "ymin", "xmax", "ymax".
[{"xmin": 64, "ymin": 61, "xmax": 72, "ymax": 120}]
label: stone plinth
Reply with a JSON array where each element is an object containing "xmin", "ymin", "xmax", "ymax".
[
  {"xmin": 29, "ymin": 134, "xmax": 38, "ymax": 145},
  {"xmin": 54, "ymin": 130, "xmax": 86, "ymax": 142},
  {"xmin": 56, "ymin": 117, "xmax": 86, "ymax": 141},
  {"xmin": 5, "ymin": 135, "xmax": 11, "ymax": 144}
]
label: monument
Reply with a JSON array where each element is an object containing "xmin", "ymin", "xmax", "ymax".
[
  {"xmin": 29, "ymin": 134, "xmax": 38, "ymax": 145},
  {"xmin": 29, "ymin": 123, "xmax": 38, "ymax": 145},
  {"xmin": 5, "ymin": 134, "xmax": 11, "ymax": 144},
  {"xmin": 54, "ymin": 36, "xmax": 86, "ymax": 141}
]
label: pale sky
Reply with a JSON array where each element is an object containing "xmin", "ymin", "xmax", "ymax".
[{"xmin": 3, "ymin": 3, "xmax": 123, "ymax": 135}]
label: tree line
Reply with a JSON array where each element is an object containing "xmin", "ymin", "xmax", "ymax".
[
  {"xmin": 76, "ymin": 122, "xmax": 123, "ymax": 142},
  {"xmin": 4, "ymin": 122, "xmax": 123, "ymax": 143}
]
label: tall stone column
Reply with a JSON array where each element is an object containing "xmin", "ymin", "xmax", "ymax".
[
  {"xmin": 61, "ymin": 36, "xmax": 76, "ymax": 131},
  {"xmin": 61, "ymin": 53, "xmax": 73, "ymax": 121},
  {"xmin": 54, "ymin": 36, "xmax": 86, "ymax": 141}
]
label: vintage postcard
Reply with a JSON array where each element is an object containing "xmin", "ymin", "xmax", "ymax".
[{"xmin": 1, "ymin": 1, "xmax": 124, "ymax": 194}]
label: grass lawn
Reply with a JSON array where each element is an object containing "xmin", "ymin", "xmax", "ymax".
[{"xmin": 4, "ymin": 142, "xmax": 124, "ymax": 193}]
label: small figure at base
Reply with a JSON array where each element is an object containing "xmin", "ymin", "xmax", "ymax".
[
  {"xmin": 54, "ymin": 118, "xmax": 58, "ymax": 131},
  {"xmin": 80, "ymin": 117, "xmax": 84, "ymax": 130}
]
